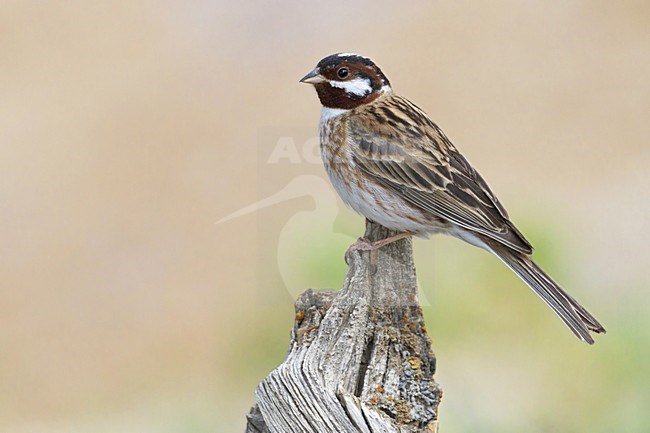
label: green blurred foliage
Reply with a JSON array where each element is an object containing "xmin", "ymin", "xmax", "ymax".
[{"xmin": 234, "ymin": 211, "xmax": 649, "ymax": 432}]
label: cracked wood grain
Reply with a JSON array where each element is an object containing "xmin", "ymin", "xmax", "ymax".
[{"xmin": 246, "ymin": 221, "xmax": 441, "ymax": 432}]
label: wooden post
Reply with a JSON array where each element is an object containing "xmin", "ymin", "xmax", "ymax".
[{"xmin": 246, "ymin": 221, "xmax": 441, "ymax": 432}]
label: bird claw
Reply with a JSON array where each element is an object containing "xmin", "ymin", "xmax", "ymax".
[
  {"xmin": 344, "ymin": 237, "xmax": 376, "ymax": 264},
  {"xmin": 344, "ymin": 233, "xmax": 411, "ymax": 264}
]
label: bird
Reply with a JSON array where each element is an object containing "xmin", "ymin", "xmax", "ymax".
[{"xmin": 299, "ymin": 53, "xmax": 605, "ymax": 344}]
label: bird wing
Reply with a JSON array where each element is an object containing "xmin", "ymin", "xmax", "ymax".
[{"xmin": 348, "ymin": 95, "xmax": 533, "ymax": 254}]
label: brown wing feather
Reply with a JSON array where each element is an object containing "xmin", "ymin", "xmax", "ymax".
[{"xmin": 350, "ymin": 95, "xmax": 533, "ymax": 254}]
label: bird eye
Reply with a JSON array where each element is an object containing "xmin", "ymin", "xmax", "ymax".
[{"xmin": 337, "ymin": 68, "xmax": 349, "ymax": 79}]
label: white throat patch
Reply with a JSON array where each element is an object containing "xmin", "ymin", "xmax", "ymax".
[
  {"xmin": 328, "ymin": 77, "xmax": 373, "ymax": 97},
  {"xmin": 320, "ymin": 106, "xmax": 349, "ymax": 123}
]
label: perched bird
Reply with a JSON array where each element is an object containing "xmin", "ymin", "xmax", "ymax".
[{"xmin": 300, "ymin": 53, "xmax": 605, "ymax": 344}]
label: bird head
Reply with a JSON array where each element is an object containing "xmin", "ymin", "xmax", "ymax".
[{"xmin": 300, "ymin": 53, "xmax": 391, "ymax": 109}]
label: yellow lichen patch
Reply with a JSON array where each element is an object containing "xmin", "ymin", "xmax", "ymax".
[{"xmin": 407, "ymin": 356, "xmax": 421, "ymax": 371}]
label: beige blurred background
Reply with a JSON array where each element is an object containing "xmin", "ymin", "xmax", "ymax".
[{"xmin": 1, "ymin": 1, "xmax": 649, "ymax": 432}]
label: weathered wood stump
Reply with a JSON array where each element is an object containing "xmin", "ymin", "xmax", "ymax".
[{"xmin": 246, "ymin": 221, "xmax": 441, "ymax": 432}]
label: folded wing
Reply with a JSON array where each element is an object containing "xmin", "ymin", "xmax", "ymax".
[{"xmin": 349, "ymin": 96, "xmax": 533, "ymax": 254}]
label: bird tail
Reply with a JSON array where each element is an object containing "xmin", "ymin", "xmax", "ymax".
[{"xmin": 488, "ymin": 244, "xmax": 606, "ymax": 344}]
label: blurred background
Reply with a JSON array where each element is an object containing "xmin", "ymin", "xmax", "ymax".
[{"xmin": 1, "ymin": 1, "xmax": 649, "ymax": 432}]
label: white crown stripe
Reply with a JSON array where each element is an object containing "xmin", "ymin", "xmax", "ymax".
[{"xmin": 336, "ymin": 52, "xmax": 367, "ymax": 59}]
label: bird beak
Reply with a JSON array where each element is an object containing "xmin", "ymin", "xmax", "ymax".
[{"xmin": 299, "ymin": 68, "xmax": 326, "ymax": 84}]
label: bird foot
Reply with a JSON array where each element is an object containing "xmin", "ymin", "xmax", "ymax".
[{"xmin": 344, "ymin": 232, "xmax": 411, "ymax": 264}]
